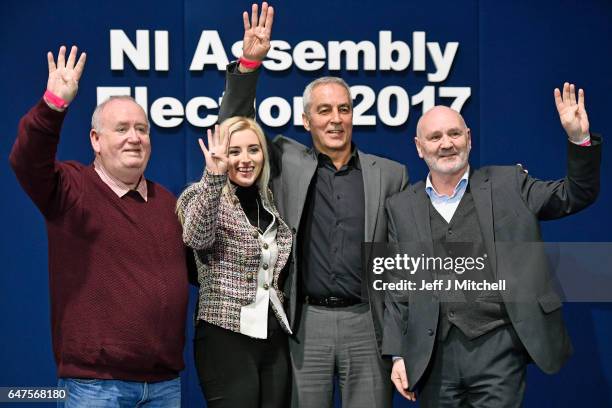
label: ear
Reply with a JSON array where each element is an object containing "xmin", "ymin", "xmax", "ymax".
[
  {"xmin": 90, "ymin": 129, "xmax": 101, "ymax": 154},
  {"xmin": 414, "ymin": 136, "xmax": 424, "ymax": 159},
  {"xmin": 302, "ymin": 112, "xmax": 311, "ymax": 131},
  {"xmin": 466, "ymin": 128, "xmax": 472, "ymax": 150}
]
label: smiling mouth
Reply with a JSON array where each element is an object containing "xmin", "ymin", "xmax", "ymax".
[{"xmin": 237, "ymin": 167, "xmax": 255, "ymax": 174}]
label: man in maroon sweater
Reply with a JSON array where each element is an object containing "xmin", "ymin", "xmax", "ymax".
[{"xmin": 9, "ymin": 45, "xmax": 189, "ymax": 407}]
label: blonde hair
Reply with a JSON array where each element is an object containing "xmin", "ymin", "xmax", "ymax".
[
  {"xmin": 176, "ymin": 116, "xmax": 272, "ymax": 225},
  {"xmin": 221, "ymin": 116, "xmax": 272, "ymax": 202}
]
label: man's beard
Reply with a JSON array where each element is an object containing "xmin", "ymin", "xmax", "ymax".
[{"xmin": 425, "ymin": 148, "xmax": 469, "ymax": 175}]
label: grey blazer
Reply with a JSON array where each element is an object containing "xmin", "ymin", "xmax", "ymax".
[
  {"xmin": 383, "ymin": 136, "xmax": 602, "ymax": 390},
  {"xmin": 218, "ymin": 62, "xmax": 408, "ymax": 348}
]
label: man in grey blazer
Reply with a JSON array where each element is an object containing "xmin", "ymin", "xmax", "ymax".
[
  {"xmin": 216, "ymin": 4, "xmax": 407, "ymax": 407},
  {"xmin": 384, "ymin": 83, "xmax": 601, "ymax": 407}
]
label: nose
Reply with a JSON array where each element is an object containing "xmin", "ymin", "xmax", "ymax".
[
  {"xmin": 239, "ymin": 150, "xmax": 251, "ymax": 164},
  {"xmin": 126, "ymin": 127, "xmax": 140, "ymax": 143},
  {"xmin": 331, "ymin": 108, "xmax": 342, "ymax": 123},
  {"xmin": 440, "ymin": 135, "xmax": 453, "ymax": 149}
]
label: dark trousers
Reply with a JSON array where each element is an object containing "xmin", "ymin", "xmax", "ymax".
[
  {"xmin": 420, "ymin": 324, "xmax": 529, "ymax": 408},
  {"xmin": 194, "ymin": 315, "xmax": 290, "ymax": 408}
]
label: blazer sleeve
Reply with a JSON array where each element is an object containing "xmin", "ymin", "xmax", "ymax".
[
  {"xmin": 518, "ymin": 134, "xmax": 602, "ymax": 220},
  {"xmin": 217, "ymin": 62, "xmax": 282, "ymax": 177},
  {"xmin": 381, "ymin": 196, "xmax": 410, "ymax": 356},
  {"xmin": 218, "ymin": 62, "xmax": 260, "ymax": 122},
  {"xmin": 178, "ymin": 170, "xmax": 227, "ymax": 250}
]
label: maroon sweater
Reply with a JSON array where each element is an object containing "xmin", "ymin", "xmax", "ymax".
[{"xmin": 9, "ymin": 100, "xmax": 189, "ymax": 382}]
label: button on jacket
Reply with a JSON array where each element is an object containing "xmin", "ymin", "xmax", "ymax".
[{"xmin": 179, "ymin": 170, "xmax": 293, "ymax": 336}]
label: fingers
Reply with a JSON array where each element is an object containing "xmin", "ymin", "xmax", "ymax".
[
  {"xmin": 57, "ymin": 45, "xmax": 66, "ymax": 69},
  {"xmin": 206, "ymin": 128, "xmax": 214, "ymax": 155},
  {"xmin": 220, "ymin": 123, "xmax": 229, "ymax": 151},
  {"xmin": 212, "ymin": 124, "xmax": 221, "ymax": 148},
  {"xmin": 258, "ymin": 2, "xmax": 268, "ymax": 27},
  {"xmin": 578, "ymin": 88, "xmax": 586, "ymax": 112},
  {"xmin": 251, "ymin": 3, "xmax": 258, "ymax": 29},
  {"xmin": 556, "ymin": 82, "xmax": 582, "ymax": 110},
  {"xmin": 265, "ymin": 5, "xmax": 274, "ymax": 35},
  {"xmin": 66, "ymin": 45, "xmax": 78, "ymax": 69},
  {"xmin": 391, "ymin": 377, "xmax": 404, "ymax": 396},
  {"xmin": 569, "ymin": 83, "xmax": 576, "ymax": 105},
  {"xmin": 47, "ymin": 51, "xmax": 56, "ymax": 73},
  {"xmin": 74, "ymin": 52, "xmax": 87, "ymax": 80},
  {"xmin": 554, "ymin": 88, "xmax": 563, "ymax": 112},
  {"xmin": 400, "ymin": 371, "xmax": 409, "ymax": 390},
  {"xmin": 248, "ymin": 3, "xmax": 271, "ymax": 29},
  {"xmin": 198, "ymin": 138, "xmax": 209, "ymax": 157},
  {"xmin": 562, "ymin": 82, "xmax": 570, "ymax": 105},
  {"xmin": 391, "ymin": 378, "xmax": 414, "ymax": 401},
  {"xmin": 243, "ymin": 11, "xmax": 250, "ymax": 31}
]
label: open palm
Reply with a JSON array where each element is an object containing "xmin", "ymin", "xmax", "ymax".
[
  {"xmin": 46, "ymin": 45, "xmax": 86, "ymax": 105},
  {"xmin": 241, "ymin": 2, "xmax": 274, "ymax": 61},
  {"xmin": 554, "ymin": 82, "xmax": 590, "ymax": 142},
  {"xmin": 200, "ymin": 124, "xmax": 229, "ymax": 175}
]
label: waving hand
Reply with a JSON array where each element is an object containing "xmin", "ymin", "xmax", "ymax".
[
  {"xmin": 199, "ymin": 124, "xmax": 229, "ymax": 175},
  {"xmin": 46, "ymin": 45, "xmax": 86, "ymax": 107},
  {"xmin": 241, "ymin": 2, "xmax": 274, "ymax": 62},
  {"xmin": 554, "ymin": 82, "xmax": 590, "ymax": 142}
]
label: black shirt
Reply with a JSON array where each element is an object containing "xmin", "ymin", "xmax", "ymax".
[
  {"xmin": 299, "ymin": 147, "xmax": 365, "ymax": 300},
  {"xmin": 234, "ymin": 183, "xmax": 272, "ymax": 233}
]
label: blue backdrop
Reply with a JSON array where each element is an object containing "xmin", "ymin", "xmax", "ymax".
[{"xmin": 1, "ymin": 0, "xmax": 611, "ymax": 406}]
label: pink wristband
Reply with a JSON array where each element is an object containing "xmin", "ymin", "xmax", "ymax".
[
  {"xmin": 44, "ymin": 90, "xmax": 69, "ymax": 109},
  {"xmin": 239, "ymin": 56, "xmax": 262, "ymax": 69},
  {"xmin": 579, "ymin": 138, "xmax": 592, "ymax": 147}
]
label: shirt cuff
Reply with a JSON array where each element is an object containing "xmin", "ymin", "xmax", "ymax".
[{"xmin": 570, "ymin": 134, "xmax": 591, "ymax": 146}]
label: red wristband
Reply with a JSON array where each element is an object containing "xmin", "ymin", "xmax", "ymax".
[
  {"xmin": 44, "ymin": 90, "xmax": 69, "ymax": 109},
  {"xmin": 579, "ymin": 138, "xmax": 592, "ymax": 147},
  {"xmin": 239, "ymin": 56, "xmax": 262, "ymax": 69}
]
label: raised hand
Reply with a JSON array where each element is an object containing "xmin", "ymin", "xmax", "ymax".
[
  {"xmin": 46, "ymin": 45, "xmax": 86, "ymax": 105},
  {"xmin": 199, "ymin": 124, "xmax": 229, "ymax": 175},
  {"xmin": 241, "ymin": 2, "xmax": 274, "ymax": 62},
  {"xmin": 554, "ymin": 82, "xmax": 590, "ymax": 142}
]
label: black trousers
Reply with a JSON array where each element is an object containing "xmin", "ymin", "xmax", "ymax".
[
  {"xmin": 420, "ymin": 324, "xmax": 529, "ymax": 408},
  {"xmin": 194, "ymin": 314, "xmax": 290, "ymax": 408}
]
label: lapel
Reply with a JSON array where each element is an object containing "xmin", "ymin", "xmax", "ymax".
[
  {"xmin": 359, "ymin": 151, "xmax": 381, "ymax": 242},
  {"xmin": 411, "ymin": 182, "xmax": 433, "ymax": 242},
  {"xmin": 469, "ymin": 168, "xmax": 498, "ymax": 275},
  {"xmin": 293, "ymin": 148, "xmax": 318, "ymax": 226},
  {"xmin": 410, "ymin": 181, "xmax": 435, "ymax": 283}
]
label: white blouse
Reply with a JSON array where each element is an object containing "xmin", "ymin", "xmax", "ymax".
[{"xmin": 239, "ymin": 208, "xmax": 292, "ymax": 339}]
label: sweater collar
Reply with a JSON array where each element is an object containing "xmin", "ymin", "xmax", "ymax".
[{"xmin": 93, "ymin": 159, "xmax": 148, "ymax": 201}]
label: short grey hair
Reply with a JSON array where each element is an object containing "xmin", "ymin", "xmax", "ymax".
[
  {"xmin": 302, "ymin": 76, "xmax": 352, "ymax": 115},
  {"xmin": 415, "ymin": 105, "xmax": 468, "ymax": 139},
  {"xmin": 91, "ymin": 95, "xmax": 149, "ymax": 132}
]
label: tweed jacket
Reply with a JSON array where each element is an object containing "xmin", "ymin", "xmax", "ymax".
[{"xmin": 179, "ymin": 170, "xmax": 293, "ymax": 334}]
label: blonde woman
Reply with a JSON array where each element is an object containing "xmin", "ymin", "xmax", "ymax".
[{"xmin": 177, "ymin": 117, "xmax": 292, "ymax": 408}]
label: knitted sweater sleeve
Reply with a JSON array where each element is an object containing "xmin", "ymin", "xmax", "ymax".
[
  {"xmin": 9, "ymin": 99, "xmax": 83, "ymax": 219},
  {"xmin": 178, "ymin": 170, "xmax": 227, "ymax": 250}
]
